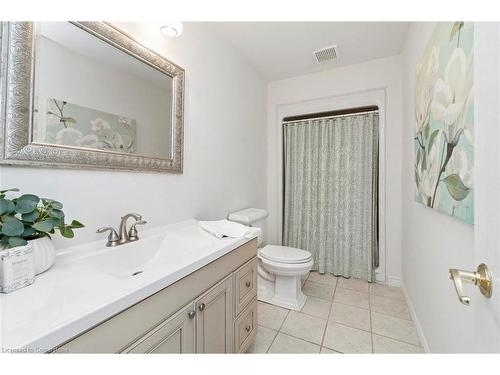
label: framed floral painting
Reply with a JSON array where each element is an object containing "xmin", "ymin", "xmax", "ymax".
[
  {"xmin": 414, "ymin": 22, "xmax": 474, "ymax": 224},
  {"xmin": 42, "ymin": 99, "xmax": 137, "ymax": 154}
]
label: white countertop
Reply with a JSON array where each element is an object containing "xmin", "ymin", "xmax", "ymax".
[{"xmin": 0, "ymin": 219, "xmax": 256, "ymax": 352}]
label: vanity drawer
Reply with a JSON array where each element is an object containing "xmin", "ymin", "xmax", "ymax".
[
  {"xmin": 233, "ymin": 257, "xmax": 257, "ymax": 317},
  {"xmin": 233, "ymin": 298, "xmax": 257, "ymax": 353}
]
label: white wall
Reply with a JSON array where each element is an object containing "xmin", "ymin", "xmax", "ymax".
[
  {"xmin": 0, "ymin": 22, "xmax": 267, "ymax": 250},
  {"xmin": 401, "ymin": 22, "xmax": 500, "ymax": 353},
  {"xmin": 267, "ymin": 55, "xmax": 403, "ymax": 284}
]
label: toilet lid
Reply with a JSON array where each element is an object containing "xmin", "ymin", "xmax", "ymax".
[{"xmin": 259, "ymin": 245, "xmax": 312, "ymax": 264}]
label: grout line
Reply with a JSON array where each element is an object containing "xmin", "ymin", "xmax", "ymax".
[
  {"xmin": 369, "ymin": 284, "xmax": 407, "ymax": 302},
  {"xmin": 368, "ymin": 284, "xmax": 374, "ymax": 353},
  {"xmin": 369, "ymin": 292, "xmax": 408, "ymax": 302},
  {"xmin": 336, "ymin": 283, "xmax": 370, "ymax": 294},
  {"xmin": 265, "ymin": 308, "xmax": 290, "ymax": 353},
  {"xmin": 319, "ymin": 277, "xmax": 337, "ymax": 348},
  {"xmin": 276, "ymin": 331, "xmax": 322, "ymax": 349},
  {"xmin": 326, "ymin": 320, "xmax": 372, "ymax": 334},
  {"xmin": 371, "ymin": 332, "xmax": 423, "ymax": 349},
  {"xmin": 321, "ymin": 347, "xmax": 343, "ymax": 354},
  {"xmin": 370, "ymin": 312, "xmax": 422, "ymax": 347},
  {"xmin": 298, "ymin": 309, "xmax": 329, "ymax": 320},
  {"xmin": 370, "ymin": 309, "xmax": 415, "ymax": 323}
]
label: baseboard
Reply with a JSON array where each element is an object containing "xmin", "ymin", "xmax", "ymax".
[
  {"xmin": 400, "ymin": 280, "xmax": 431, "ymax": 353},
  {"xmin": 387, "ymin": 276, "xmax": 401, "ymax": 287}
]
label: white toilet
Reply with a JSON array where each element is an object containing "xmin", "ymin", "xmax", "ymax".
[{"xmin": 229, "ymin": 208, "xmax": 313, "ymax": 311}]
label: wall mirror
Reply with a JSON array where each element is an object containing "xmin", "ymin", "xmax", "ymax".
[{"xmin": 0, "ymin": 22, "xmax": 184, "ymax": 173}]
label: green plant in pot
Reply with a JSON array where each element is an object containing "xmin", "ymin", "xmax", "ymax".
[{"xmin": 0, "ymin": 188, "xmax": 84, "ymax": 275}]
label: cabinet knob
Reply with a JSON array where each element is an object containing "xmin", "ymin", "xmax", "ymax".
[
  {"xmin": 245, "ymin": 325, "xmax": 251, "ymax": 332},
  {"xmin": 245, "ymin": 281, "xmax": 251, "ymax": 288},
  {"xmin": 188, "ymin": 310, "xmax": 196, "ymax": 319},
  {"xmin": 198, "ymin": 303, "xmax": 206, "ymax": 311}
]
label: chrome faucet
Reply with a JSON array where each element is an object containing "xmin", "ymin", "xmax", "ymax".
[{"xmin": 97, "ymin": 213, "xmax": 147, "ymax": 247}]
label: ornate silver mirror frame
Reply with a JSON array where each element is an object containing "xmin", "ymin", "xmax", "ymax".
[{"xmin": 0, "ymin": 22, "xmax": 184, "ymax": 173}]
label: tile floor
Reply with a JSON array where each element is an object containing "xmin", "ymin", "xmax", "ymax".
[{"xmin": 246, "ymin": 271, "xmax": 423, "ymax": 354}]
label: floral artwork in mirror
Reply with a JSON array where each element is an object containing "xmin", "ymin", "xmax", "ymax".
[
  {"xmin": 414, "ymin": 22, "xmax": 474, "ymax": 224},
  {"xmin": 41, "ymin": 98, "xmax": 137, "ymax": 154}
]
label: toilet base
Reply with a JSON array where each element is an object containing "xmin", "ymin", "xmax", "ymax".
[
  {"xmin": 257, "ymin": 273, "xmax": 308, "ymax": 311},
  {"xmin": 258, "ymin": 290, "xmax": 307, "ymax": 311}
]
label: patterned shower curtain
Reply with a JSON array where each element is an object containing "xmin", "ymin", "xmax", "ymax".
[{"xmin": 282, "ymin": 112, "xmax": 379, "ymax": 282}]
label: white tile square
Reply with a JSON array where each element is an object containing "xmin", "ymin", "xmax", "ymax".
[
  {"xmin": 337, "ymin": 277, "xmax": 369, "ymax": 293},
  {"xmin": 246, "ymin": 325, "xmax": 278, "ymax": 353},
  {"xmin": 303, "ymin": 280, "xmax": 335, "ymax": 300},
  {"xmin": 370, "ymin": 295, "xmax": 411, "ymax": 320},
  {"xmin": 371, "ymin": 312, "xmax": 420, "ymax": 346},
  {"xmin": 322, "ymin": 322, "xmax": 372, "ymax": 353},
  {"xmin": 307, "ymin": 271, "xmax": 338, "ymax": 286},
  {"xmin": 372, "ymin": 334, "xmax": 423, "ymax": 353},
  {"xmin": 330, "ymin": 302, "xmax": 371, "ymax": 331},
  {"xmin": 334, "ymin": 287, "xmax": 369, "ymax": 309},
  {"xmin": 301, "ymin": 296, "xmax": 332, "ymax": 319},
  {"xmin": 257, "ymin": 301, "xmax": 289, "ymax": 330},
  {"xmin": 369, "ymin": 283, "xmax": 405, "ymax": 301},
  {"xmin": 280, "ymin": 310, "xmax": 327, "ymax": 345}
]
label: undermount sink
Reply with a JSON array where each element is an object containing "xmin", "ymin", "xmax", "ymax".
[{"xmin": 79, "ymin": 225, "xmax": 219, "ymax": 278}]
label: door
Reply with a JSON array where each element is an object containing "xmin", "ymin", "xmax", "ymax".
[
  {"xmin": 195, "ymin": 275, "xmax": 233, "ymax": 353},
  {"xmin": 448, "ymin": 23, "xmax": 500, "ymax": 353},
  {"xmin": 472, "ymin": 22, "xmax": 500, "ymax": 353},
  {"xmin": 123, "ymin": 302, "xmax": 196, "ymax": 354}
]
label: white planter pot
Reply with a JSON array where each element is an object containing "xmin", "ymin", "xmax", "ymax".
[{"xmin": 29, "ymin": 237, "xmax": 56, "ymax": 275}]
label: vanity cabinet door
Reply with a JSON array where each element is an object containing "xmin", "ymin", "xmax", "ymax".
[
  {"xmin": 122, "ymin": 302, "xmax": 196, "ymax": 354},
  {"xmin": 195, "ymin": 275, "xmax": 234, "ymax": 353}
]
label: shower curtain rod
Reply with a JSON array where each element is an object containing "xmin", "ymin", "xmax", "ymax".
[{"xmin": 282, "ymin": 106, "xmax": 379, "ymax": 125}]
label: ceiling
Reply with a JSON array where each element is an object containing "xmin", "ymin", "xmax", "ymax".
[{"xmin": 207, "ymin": 22, "xmax": 409, "ymax": 81}]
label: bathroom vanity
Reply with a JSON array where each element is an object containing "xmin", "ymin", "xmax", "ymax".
[{"xmin": 0, "ymin": 220, "xmax": 258, "ymax": 353}]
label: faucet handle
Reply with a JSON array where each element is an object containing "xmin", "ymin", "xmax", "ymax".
[
  {"xmin": 96, "ymin": 227, "xmax": 119, "ymax": 247},
  {"xmin": 121, "ymin": 213, "xmax": 142, "ymax": 220},
  {"xmin": 128, "ymin": 220, "xmax": 147, "ymax": 241}
]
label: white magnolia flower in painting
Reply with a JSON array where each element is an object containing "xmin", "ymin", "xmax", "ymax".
[
  {"xmin": 427, "ymin": 47, "xmax": 440, "ymax": 75},
  {"xmin": 100, "ymin": 130, "xmax": 134, "ymax": 153},
  {"xmin": 446, "ymin": 148, "xmax": 473, "ymax": 190},
  {"xmin": 75, "ymin": 134, "xmax": 101, "ymax": 149},
  {"xmin": 463, "ymin": 124, "xmax": 474, "ymax": 145},
  {"xmin": 55, "ymin": 127, "xmax": 83, "ymax": 146},
  {"xmin": 431, "ymin": 48, "xmax": 473, "ymax": 145},
  {"xmin": 415, "ymin": 47, "xmax": 439, "ymax": 135},
  {"xmin": 416, "ymin": 130, "xmax": 443, "ymax": 206},
  {"xmin": 415, "ymin": 88, "xmax": 432, "ymax": 134},
  {"xmin": 118, "ymin": 117, "xmax": 133, "ymax": 126},
  {"xmin": 90, "ymin": 118, "xmax": 111, "ymax": 132}
]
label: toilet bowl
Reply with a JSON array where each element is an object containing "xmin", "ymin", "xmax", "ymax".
[
  {"xmin": 228, "ymin": 208, "xmax": 313, "ymax": 311},
  {"xmin": 257, "ymin": 245, "xmax": 313, "ymax": 310}
]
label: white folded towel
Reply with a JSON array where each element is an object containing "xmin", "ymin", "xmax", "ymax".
[{"xmin": 199, "ymin": 219, "xmax": 260, "ymax": 239}]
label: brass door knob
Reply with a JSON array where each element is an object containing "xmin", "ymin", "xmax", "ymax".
[{"xmin": 449, "ymin": 263, "xmax": 493, "ymax": 306}]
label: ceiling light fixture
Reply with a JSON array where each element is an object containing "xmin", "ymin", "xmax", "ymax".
[{"xmin": 160, "ymin": 22, "xmax": 183, "ymax": 37}]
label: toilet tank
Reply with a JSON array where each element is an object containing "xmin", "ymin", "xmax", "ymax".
[{"xmin": 228, "ymin": 208, "xmax": 268, "ymax": 246}]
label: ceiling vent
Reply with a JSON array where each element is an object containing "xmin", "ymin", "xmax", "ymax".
[{"xmin": 313, "ymin": 45, "xmax": 338, "ymax": 63}]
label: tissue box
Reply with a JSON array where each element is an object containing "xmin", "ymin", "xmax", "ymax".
[{"xmin": 0, "ymin": 244, "xmax": 35, "ymax": 293}]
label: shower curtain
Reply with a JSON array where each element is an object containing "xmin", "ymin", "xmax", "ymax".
[{"xmin": 282, "ymin": 112, "xmax": 379, "ymax": 282}]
